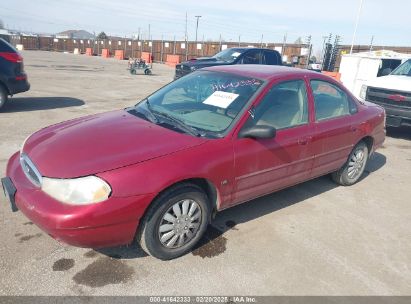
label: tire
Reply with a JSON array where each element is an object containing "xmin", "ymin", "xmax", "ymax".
[
  {"xmin": 331, "ymin": 141, "xmax": 369, "ymax": 186},
  {"xmin": 144, "ymin": 69, "xmax": 152, "ymax": 75},
  {"xmin": 137, "ymin": 183, "xmax": 211, "ymax": 260},
  {"xmin": 0, "ymin": 85, "xmax": 8, "ymax": 110},
  {"xmin": 130, "ymin": 69, "xmax": 136, "ymax": 75}
]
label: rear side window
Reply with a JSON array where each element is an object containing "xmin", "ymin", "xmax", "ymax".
[
  {"xmin": 0, "ymin": 38, "xmax": 17, "ymax": 52},
  {"xmin": 263, "ymin": 51, "xmax": 280, "ymax": 65},
  {"xmin": 311, "ymin": 80, "xmax": 356, "ymax": 121}
]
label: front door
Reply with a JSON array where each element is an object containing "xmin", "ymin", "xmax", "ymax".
[{"xmin": 232, "ymin": 79, "xmax": 315, "ymax": 205}]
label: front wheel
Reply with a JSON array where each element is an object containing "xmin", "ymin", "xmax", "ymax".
[
  {"xmin": 137, "ymin": 184, "xmax": 210, "ymax": 260},
  {"xmin": 331, "ymin": 141, "xmax": 369, "ymax": 186}
]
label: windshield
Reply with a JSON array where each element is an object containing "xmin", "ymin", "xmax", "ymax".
[
  {"xmin": 131, "ymin": 70, "xmax": 263, "ymax": 136},
  {"xmin": 212, "ymin": 48, "xmax": 244, "ymax": 63},
  {"xmin": 391, "ymin": 59, "xmax": 411, "ymax": 76}
]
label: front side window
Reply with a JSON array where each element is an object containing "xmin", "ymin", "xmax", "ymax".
[
  {"xmin": 391, "ymin": 59, "xmax": 411, "ymax": 76},
  {"xmin": 311, "ymin": 80, "xmax": 352, "ymax": 121},
  {"xmin": 240, "ymin": 50, "xmax": 262, "ymax": 64},
  {"xmin": 244, "ymin": 80, "xmax": 309, "ymax": 130},
  {"xmin": 131, "ymin": 71, "xmax": 263, "ymax": 136}
]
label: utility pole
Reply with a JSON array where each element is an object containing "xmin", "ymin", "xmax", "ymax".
[
  {"xmin": 195, "ymin": 15, "xmax": 202, "ymax": 43},
  {"xmin": 185, "ymin": 12, "xmax": 188, "ymax": 61},
  {"xmin": 281, "ymin": 32, "xmax": 287, "ymax": 56},
  {"xmin": 238, "ymin": 35, "xmax": 241, "ymax": 47},
  {"xmin": 260, "ymin": 34, "xmax": 263, "ymax": 48},
  {"xmin": 305, "ymin": 35, "xmax": 312, "ymax": 68},
  {"xmin": 350, "ymin": 0, "xmax": 364, "ymax": 54},
  {"xmin": 369, "ymin": 35, "xmax": 374, "ymax": 51}
]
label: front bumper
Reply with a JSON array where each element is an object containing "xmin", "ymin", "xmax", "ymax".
[
  {"xmin": 3, "ymin": 152, "xmax": 155, "ymax": 248},
  {"xmin": 371, "ymin": 102, "xmax": 411, "ymax": 127}
]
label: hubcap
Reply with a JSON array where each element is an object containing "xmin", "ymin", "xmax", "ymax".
[
  {"xmin": 158, "ymin": 199, "xmax": 202, "ymax": 249},
  {"xmin": 347, "ymin": 147, "xmax": 366, "ymax": 180}
]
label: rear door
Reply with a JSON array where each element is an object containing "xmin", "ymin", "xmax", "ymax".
[
  {"xmin": 231, "ymin": 78, "xmax": 315, "ymax": 205},
  {"xmin": 308, "ymin": 79, "xmax": 360, "ymax": 177}
]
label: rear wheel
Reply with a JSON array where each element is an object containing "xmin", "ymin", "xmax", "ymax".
[
  {"xmin": 137, "ymin": 183, "xmax": 210, "ymax": 260},
  {"xmin": 144, "ymin": 69, "xmax": 152, "ymax": 75},
  {"xmin": 0, "ymin": 85, "xmax": 8, "ymax": 110},
  {"xmin": 331, "ymin": 141, "xmax": 369, "ymax": 186}
]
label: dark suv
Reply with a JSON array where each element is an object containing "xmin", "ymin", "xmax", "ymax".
[
  {"xmin": 175, "ymin": 47, "xmax": 282, "ymax": 79},
  {"xmin": 0, "ymin": 38, "xmax": 30, "ymax": 110}
]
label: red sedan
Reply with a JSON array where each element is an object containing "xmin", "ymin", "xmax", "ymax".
[{"xmin": 2, "ymin": 65, "xmax": 385, "ymax": 260}]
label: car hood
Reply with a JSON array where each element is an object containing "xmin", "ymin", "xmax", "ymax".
[
  {"xmin": 182, "ymin": 57, "xmax": 230, "ymax": 68},
  {"xmin": 366, "ymin": 75, "xmax": 411, "ymax": 92},
  {"xmin": 22, "ymin": 110, "xmax": 207, "ymax": 178}
]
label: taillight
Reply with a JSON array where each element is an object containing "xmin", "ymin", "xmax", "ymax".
[{"xmin": 0, "ymin": 52, "xmax": 23, "ymax": 63}]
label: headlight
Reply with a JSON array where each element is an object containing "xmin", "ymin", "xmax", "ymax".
[
  {"xmin": 190, "ymin": 66, "xmax": 197, "ymax": 71},
  {"xmin": 359, "ymin": 85, "xmax": 368, "ymax": 100},
  {"xmin": 42, "ymin": 176, "xmax": 111, "ymax": 205}
]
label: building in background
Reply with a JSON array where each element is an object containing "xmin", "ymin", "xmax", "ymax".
[{"xmin": 56, "ymin": 30, "xmax": 94, "ymax": 40}]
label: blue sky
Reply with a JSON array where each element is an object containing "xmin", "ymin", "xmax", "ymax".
[{"xmin": 1, "ymin": 0, "xmax": 410, "ymax": 52}]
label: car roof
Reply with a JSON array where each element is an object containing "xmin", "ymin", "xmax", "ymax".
[{"xmin": 202, "ymin": 64, "xmax": 321, "ymax": 81}]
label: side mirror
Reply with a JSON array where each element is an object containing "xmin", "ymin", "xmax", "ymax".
[
  {"xmin": 238, "ymin": 125, "xmax": 276, "ymax": 139},
  {"xmin": 380, "ymin": 68, "xmax": 392, "ymax": 76}
]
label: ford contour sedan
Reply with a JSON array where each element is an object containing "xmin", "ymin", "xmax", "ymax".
[{"xmin": 2, "ymin": 65, "xmax": 385, "ymax": 260}]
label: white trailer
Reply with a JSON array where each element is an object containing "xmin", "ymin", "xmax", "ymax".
[{"xmin": 339, "ymin": 50, "xmax": 411, "ymax": 98}]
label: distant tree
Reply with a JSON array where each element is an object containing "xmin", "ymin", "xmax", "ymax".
[
  {"xmin": 310, "ymin": 55, "xmax": 317, "ymax": 63},
  {"xmin": 294, "ymin": 37, "xmax": 303, "ymax": 44},
  {"xmin": 97, "ymin": 31, "xmax": 108, "ymax": 39}
]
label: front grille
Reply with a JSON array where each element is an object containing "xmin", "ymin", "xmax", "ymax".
[
  {"xmin": 366, "ymin": 87, "xmax": 411, "ymax": 108},
  {"xmin": 20, "ymin": 153, "xmax": 42, "ymax": 187}
]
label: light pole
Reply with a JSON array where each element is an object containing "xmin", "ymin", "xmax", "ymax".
[
  {"xmin": 195, "ymin": 15, "xmax": 202, "ymax": 44},
  {"xmin": 350, "ymin": 0, "xmax": 364, "ymax": 54}
]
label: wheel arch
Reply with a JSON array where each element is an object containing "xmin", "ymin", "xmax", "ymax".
[
  {"xmin": 358, "ymin": 136, "xmax": 374, "ymax": 155},
  {"xmin": 0, "ymin": 80, "xmax": 10, "ymax": 95},
  {"xmin": 136, "ymin": 177, "xmax": 220, "ymax": 233}
]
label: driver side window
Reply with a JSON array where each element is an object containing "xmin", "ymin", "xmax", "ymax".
[
  {"xmin": 240, "ymin": 50, "xmax": 262, "ymax": 64},
  {"xmin": 245, "ymin": 80, "xmax": 309, "ymax": 130}
]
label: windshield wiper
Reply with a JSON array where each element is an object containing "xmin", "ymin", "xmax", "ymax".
[
  {"xmin": 136, "ymin": 99, "xmax": 158, "ymax": 123},
  {"xmin": 151, "ymin": 110, "xmax": 203, "ymax": 137}
]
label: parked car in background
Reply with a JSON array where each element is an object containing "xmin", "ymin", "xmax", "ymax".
[
  {"xmin": 3, "ymin": 65, "xmax": 385, "ymax": 260},
  {"xmin": 175, "ymin": 47, "xmax": 282, "ymax": 79},
  {"xmin": 0, "ymin": 38, "xmax": 30, "ymax": 110},
  {"xmin": 359, "ymin": 58, "xmax": 411, "ymax": 127}
]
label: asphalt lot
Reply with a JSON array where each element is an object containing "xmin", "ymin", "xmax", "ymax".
[{"xmin": 0, "ymin": 51, "xmax": 410, "ymax": 296}]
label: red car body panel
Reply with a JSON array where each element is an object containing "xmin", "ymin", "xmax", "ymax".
[{"xmin": 5, "ymin": 65, "xmax": 386, "ymax": 248}]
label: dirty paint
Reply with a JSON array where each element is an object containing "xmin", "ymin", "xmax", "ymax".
[
  {"xmin": 14, "ymin": 233, "xmax": 22, "ymax": 237},
  {"xmin": 73, "ymin": 257, "xmax": 135, "ymax": 287},
  {"xmin": 53, "ymin": 258, "xmax": 75, "ymax": 271},
  {"xmin": 23, "ymin": 222, "xmax": 34, "ymax": 225},
  {"xmin": 192, "ymin": 225, "xmax": 227, "ymax": 258},
  {"xmin": 83, "ymin": 250, "xmax": 98, "ymax": 258},
  {"xmin": 19, "ymin": 233, "xmax": 42, "ymax": 243}
]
